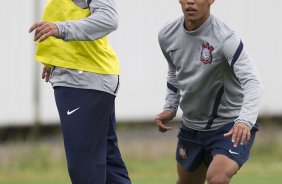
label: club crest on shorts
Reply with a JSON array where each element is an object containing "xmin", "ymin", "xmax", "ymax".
[
  {"xmin": 200, "ymin": 42, "xmax": 214, "ymax": 64},
  {"xmin": 178, "ymin": 144, "xmax": 188, "ymax": 160}
]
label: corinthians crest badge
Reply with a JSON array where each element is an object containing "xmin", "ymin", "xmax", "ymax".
[
  {"xmin": 178, "ymin": 144, "xmax": 188, "ymax": 160},
  {"xmin": 200, "ymin": 42, "xmax": 214, "ymax": 64}
]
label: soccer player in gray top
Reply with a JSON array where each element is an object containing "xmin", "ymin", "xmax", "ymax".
[{"xmin": 155, "ymin": 0, "xmax": 263, "ymax": 184}]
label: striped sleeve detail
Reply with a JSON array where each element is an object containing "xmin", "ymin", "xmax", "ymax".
[
  {"xmin": 231, "ymin": 40, "xmax": 244, "ymax": 69},
  {"xmin": 167, "ymin": 82, "xmax": 178, "ymax": 93}
]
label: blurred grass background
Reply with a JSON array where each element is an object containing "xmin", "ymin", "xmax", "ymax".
[{"xmin": 0, "ymin": 118, "xmax": 282, "ymax": 184}]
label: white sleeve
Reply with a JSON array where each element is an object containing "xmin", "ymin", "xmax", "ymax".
[{"xmin": 223, "ymin": 33, "xmax": 263, "ymax": 128}]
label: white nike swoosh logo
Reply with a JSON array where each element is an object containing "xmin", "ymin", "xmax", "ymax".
[
  {"xmin": 67, "ymin": 107, "xmax": 80, "ymax": 115},
  {"xmin": 228, "ymin": 149, "xmax": 239, "ymax": 155}
]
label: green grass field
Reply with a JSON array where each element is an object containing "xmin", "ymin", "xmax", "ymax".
[{"xmin": 0, "ymin": 123, "xmax": 281, "ymax": 184}]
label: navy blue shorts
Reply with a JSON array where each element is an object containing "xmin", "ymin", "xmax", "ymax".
[
  {"xmin": 54, "ymin": 87, "xmax": 131, "ymax": 184},
  {"xmin": 176, "ymin": 122, "xmax": 258, "ymax": 172}
]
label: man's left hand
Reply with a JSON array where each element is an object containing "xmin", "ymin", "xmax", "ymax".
[{"xmin": 224, "ymin": 122, "xmax": 251, "ymax": 147}]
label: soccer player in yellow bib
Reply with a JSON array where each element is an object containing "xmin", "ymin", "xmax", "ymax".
[{"xmin": 29, "ymin": 0, "xmax": 131, "ymax": 184}]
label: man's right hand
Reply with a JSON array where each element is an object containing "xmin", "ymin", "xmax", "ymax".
[
  {"xmin": 29, "ymin": 21, "xmax": 59, "ymax": 42},
  {"xmin": 42, "ymin": 66, "xmax": 51, "ymax": 82},
  {"xmin": 155, "ymin": 111, "xmax": 174, "ymax": 133}
]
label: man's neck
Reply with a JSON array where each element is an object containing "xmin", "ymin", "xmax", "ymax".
[{"xmin": 184, "ymin": 13, "xmax": 210, "ymax": 32}]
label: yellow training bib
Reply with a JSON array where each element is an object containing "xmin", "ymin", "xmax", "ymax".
[{"xmin": 35, "ymin": 0, "xmax": 120, "ymax": 74}]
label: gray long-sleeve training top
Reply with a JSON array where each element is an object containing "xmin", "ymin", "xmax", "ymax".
[{"xmin": 158, "ymin": 15, "xmax": 263, "ymax": 131}]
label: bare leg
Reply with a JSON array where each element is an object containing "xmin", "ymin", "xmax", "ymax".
[
  {"xmin": 206, "ymin": 154, "xmax": 239, "ymax": 184},
  {"xmin": 176, "ymin": 162, "xmax": 207, "ymax": 184}
]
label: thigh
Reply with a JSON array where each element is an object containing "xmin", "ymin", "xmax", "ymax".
[
  {"xmin": 176, "ymin": 124, "xmax": 207, "ymax": 184},
  {"xmin": 54, "ymin": 87, "xmax": 115, "ymax": 150},
  {"xmin": 177, "ymin": 162, "xmax": 207, "ymax": 184},
  {"xmin": 176, "ymin": 124, "xmax": 204, "ymax": 171}
]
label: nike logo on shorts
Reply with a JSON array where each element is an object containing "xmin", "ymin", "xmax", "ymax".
[
  {"xmin": 67, "ymin": 107, "xmax": 80, "ymax": 115},
  {"xmin": 228, "ymin": 149, "xmax": 239, "ymax": 155}
]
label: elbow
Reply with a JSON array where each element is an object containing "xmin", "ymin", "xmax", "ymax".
[
  {"xmin": 258, "ymin": 80, "xmax": 263, "ymax": 96},
  {"xmin": 102, "ymin": 9, "xmax": 119, "ymax": 32},
  {"xmin": 252, "ymin": 79, "xmax": 264, "ymax": 98},
  {"xmin": 95, "ymin": 7, "xmax": 119, "ymax": 32},
  {"xmin": 109, "ymin": 13, "xmax": 118, "ymax": 31},
  {"xmin": 256, "ymin": 76, "xmax": 263, "ymax": 95},
  {"xmin": 110, "ymin": 20, "xmax": 118, "ymax": 32}
]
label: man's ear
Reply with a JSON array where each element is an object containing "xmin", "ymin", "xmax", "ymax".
[{"xmin": 209, "ymin": 0, "xmax": 215, "ymax": 6}]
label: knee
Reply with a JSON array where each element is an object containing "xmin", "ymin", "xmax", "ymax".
[{"xmin": 206, "ymin": 173, "xmax": 231, "ymax": 184}]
